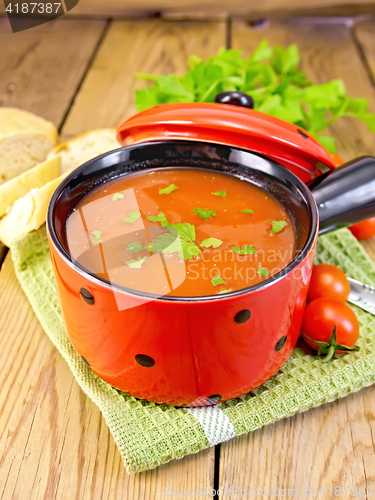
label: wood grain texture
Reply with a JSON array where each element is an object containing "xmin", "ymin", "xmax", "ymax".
[
  {"xmin": 218, "ymin": 19, "xmax": 375, "ymax": 495},
  {"xmin": 0, "ymin": 19, "xmax": 225, "ymax": 497},
  {"xmin": 0, "ymin": 18, "xmax": 106, "ymax": 127},
  {"xmin": 231, "ymin": 20, "xmax": 375, "ymax": 163},
  {"xmin": 354, "ymin": 20, "xmax": 375, "ymax": 86},
  {"xmin": 2, "ymin": 14, "xmax": 375, "ymax": 498},
  {"xmin": 0, "ymin": 254, "xmax": 215, "ymax": 499},
  {"xmin": 219, "ymin": 388, "xmax": 375, "ymax": 495},
  {"xmin": 61, "ymin": 20, "xmax": 226, "ymax": 139},
  {"xmin": 23, "ymin": 0, "xmax": 375, "ymax": 19},
  {"xmin": 0, "ymin": 19, "xmax": 105, "ymax": 260}
]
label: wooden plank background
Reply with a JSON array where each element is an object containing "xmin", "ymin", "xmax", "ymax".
[
  {"xmin": 0, "ymin": 13, "xmax": 375, "ymax": 500},
  {"xmin": 0, "ymin": 18, "xmax": 106, "ymax": 125},
  {"xmin": 61, "ymin": 20, "xmax": 226, "ymax": 138},
  {"xmin": 63, "ymin": 0, "xmax": 375, "ymax": 18},
  {"xmin": 0, "ymin": 18, "xmax": 225, "ymax": 499},
  {"xmin": 1, "ymin": 0, "xmax": 375, "ymax": 18}
]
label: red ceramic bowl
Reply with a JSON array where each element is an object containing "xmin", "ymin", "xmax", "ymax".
[{"xmin": 47, "ymin": 140, "xmax": 375, "ymax": 406}]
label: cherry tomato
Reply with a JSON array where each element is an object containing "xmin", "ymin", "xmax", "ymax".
[
  {"xmin": 301, "ymin": 298, "xmax": 359, "ymax": 355},
  {"xmin": 307, "ymin": 264, "xmax": 350, "ymax": 303},
  {"xmin": 349, "ymin": 217, "xmax": 375, "ymax": 240}
]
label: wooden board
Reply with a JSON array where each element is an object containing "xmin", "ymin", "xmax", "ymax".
[
  {"xmin": 1, "ymin": 14, "xmax": 375, "ymax": 496},
  {"xmin": 0, "ymin": 254, "xmax": 215, "ymax": 499},
  {"xmin": 354, "ymin": 20, "xmax": 375, "ymax": 86},
  {"xmin": 218, "ymin": 19, "xmax": 375, "ymax": 494},
  {"xmin": 2, "ymin": 0, "xmax": 371, "ymax": 19},
  {"xmin": 220, "ymin": 387, "xmax": 375, "ymax": 495},
  {"xmin": 0, "ymin": 18, "xmax": 106, "ymax": 127},
  {"xmin": 0, "ymin": 19, "xmax": 225, "ymax": 497},
  {"xmin": 61, "ymin": 20, "xmax": 226, "ymax": 139},
  {"xmin": 0, "ymin": 18, "xmax": 105, "ymax": 263},
  {"xmin": 354, "ymin": 20, "xmax": 375, "ymax": 261}
]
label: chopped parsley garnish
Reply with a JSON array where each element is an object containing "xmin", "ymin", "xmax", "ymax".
[
  {"xmin": 159, "ymin": 183, "xmax": 178, "ymax": 195},
  {"xmin": 126, "ymin": 242, "xmax": 144, "ymax": 253},
  {"xmin": 179, "ymin": 241, "xmax": 202, "ymax": 260},
  {"xmin": 212, "ymin": 190, "xmax": 227, "ymax": 198},
  {"xmin": 123, "ymin": 210, "xmax": 141, "ymax": 224},
  {"xmin": 111, "ymin": 193, "xmax": 124, "ymax": 201},
  {"xmin": 241, "ymin": 209, "xmax": 254, "ymax": 214},
  {"xmin": 231, "ymin": 245, "xmax": 257, "ymax": 255},
  {"xmin": 218, "ymin": 289, "xmax": 231, "ymax": 294},
  {"xmin": 270, "ymin": 220, "xmax": 286, "ymax": 234},
  {"xmin": 211, "ymin": 274, "xmax": 227, "ymax": 286},
  {"xmin": 148, "ymin": 224, "xmax": 201, "ymax": 261},
  {"xmin": 194, "ymin": 207, "xmax": 216, "ymax": 221},
  {"xmin": 148, "ymin": 231, "xmax": 181, "ymax": 254},
  {"xmin": 258, "ymin": 265, "xmax": 270, "ymax": 278},
  {"xmin": 168, "ymin": 222, "xmax": 196, "ymax": 243},
  {"xmin": 147, "ymin": 211, "xmax": 170, "ymax": 226},
  {"xmin": 126, "ymin": 257, "xmax": 147, "ymax": 269},
  {"xmin": 92, "ymin": 229, "xmax": 101, "ymax": 243},
  {"xmin": 200, "ymin": 237, "xmax": 223, "ymax": 249}
]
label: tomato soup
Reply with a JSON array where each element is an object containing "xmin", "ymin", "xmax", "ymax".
[{"xmin": 65, "ymin": 168, "xmax": 296, "ymax": 297}]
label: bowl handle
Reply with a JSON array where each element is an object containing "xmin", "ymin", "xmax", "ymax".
[{"xmin": 309, "ymin": 156, "xmax": 375, "ymax": 234}]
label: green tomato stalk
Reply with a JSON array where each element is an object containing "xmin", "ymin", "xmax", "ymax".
[{"xmin": 303, "ymin": 325, "xmax": 359, "ymax": 362}]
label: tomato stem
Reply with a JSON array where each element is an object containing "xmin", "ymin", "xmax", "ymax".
[
  {"xmin": 302, "ymin": 324, "xmax": 359, "ymax": 362},
  {"xmin": 322, "ymin": 345, "xmax": 336, "ymax": 362}
]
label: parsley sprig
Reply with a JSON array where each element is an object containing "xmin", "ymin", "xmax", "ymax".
[
  {"xmin": 212, "ymin": 190, "xmax": 227, "ymax": 198},
  {"xmin": 123, "ymin": 210, "xmax": 141, "ymax": 224},
  {"xmin": 159, "ymin": 184, "xmax": 178, "ymax": 195},
  {"xmin": 258, "ymin": 265, "xmax": 270, "ymax": 278},
  {"xmin": 231, "ymin": 245, "xmax": 257, "ymax": 255},
  {"xmin": 126, "ymin": 257, "xmax": 147, "ymax": 269},
  {"xmin": 147, "ymin": 211, "xmax": 170, "ymax": 227},
  {"xmin": 126, "ymin": 242, "xmax": 144, "ymax": 253},
  {"xmin": 92, "ymin": 229, "xmax": 101, "ymax": 243},
  {"xmin": 211, "ymin": 274, "xmax": 227, "ymax": 286},
  {"xmin": 200, "ymin": 237, "xmax": 223, "ymax": 248},
  {"xmin": 270, "ymin": 220, "xmax": 286, "ymax": 234},
  {"xmin": 148, "ymin": 222, "xmax": 201, "ymax": 260},
  {"xmin": 111, "ymin": 193, "xmax": 124, "ymax": 201},
  {"xmin": 135, "ymin": 41, "xmax": 375, "ymax": 153},
  {"xmin": 194, "ymin": 207, "xmax": 216, "ymax": 221}
]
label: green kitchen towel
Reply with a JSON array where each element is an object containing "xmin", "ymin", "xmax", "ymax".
[{"xmin": 10, "ymin": 226, "xmax": 375, "ymax": 473}]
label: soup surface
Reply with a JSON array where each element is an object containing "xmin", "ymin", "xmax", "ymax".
[{"xmin": 66, "ymin": 168, "xmax": 296, "ymax": 297}]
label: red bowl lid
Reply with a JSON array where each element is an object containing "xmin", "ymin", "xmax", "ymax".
[{"xmin": 116, "ymin": 102, "xmax": 336, "ymax": 182}]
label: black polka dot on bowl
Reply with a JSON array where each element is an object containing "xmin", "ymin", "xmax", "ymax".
[
  {"xmin": 81, "ymin": 356, "xmax": 90, "ymax": 367},
  {"xmin": 275, "ymin": 335, "xmax": 287, "ymax": 352},
  {"xmin": 234, "ymin": 309, "xmax": 251, "ymax": 324},
  {"xmin": 135, "ymin": 354, "xmax": 155, "ymax": 367},
  {"xmin": 207, "ymin": 394, "xmax": 222, "ymax": 404},
  {"xmin": 80, "ymin": 288, "xmax": 95, "ymax": 305}
]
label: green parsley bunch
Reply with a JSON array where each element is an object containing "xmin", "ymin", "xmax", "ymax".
[{"xmin": 135, "ymin": 41, "xmax": 375, "ymax": 153}]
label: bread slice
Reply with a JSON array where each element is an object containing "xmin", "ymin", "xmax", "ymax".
[
  {"xmin": 48, "ymin": 129, "xmax": 120, "ymax": 173},
  {"xmin": 0, "ymin": 108, "xmax": 58, "ymax": 185},
  {"xmin": 0, "ymin": 168, "xmax": 70, "ymax": 248},
  {"xmin": 0, "ymin": 156, "xmax": 61, "ymax": 217}
]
